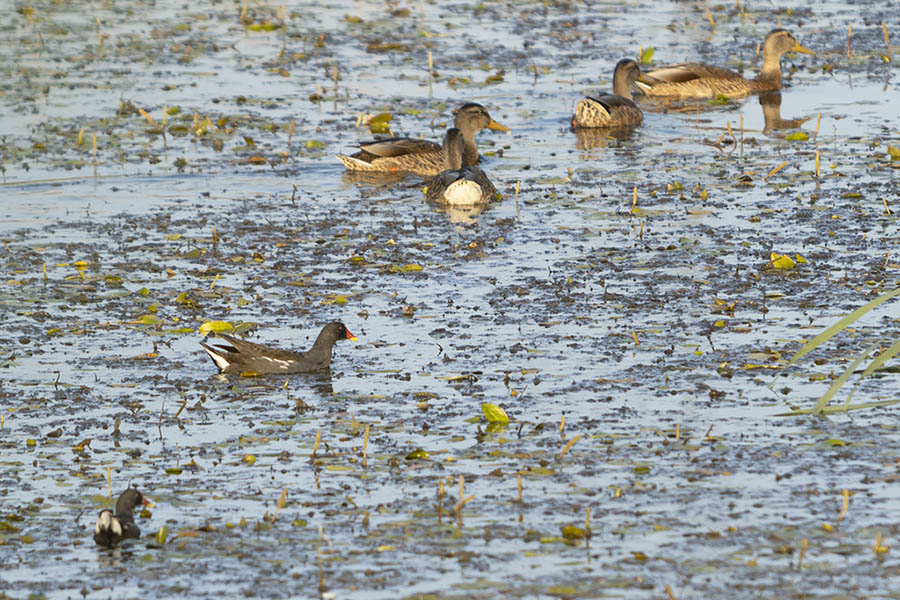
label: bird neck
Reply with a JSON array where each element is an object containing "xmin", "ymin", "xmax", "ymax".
[
  {"xmin": 310, "ymin": 330, "xmax": 337, "ymax": 357},
  {"xmin": 759, "ymin": 46, "xmax": 785, "ymax": 79},
  {"xmin": 611, "ymin": 73, "xmax": 633, "ymax": 100}
]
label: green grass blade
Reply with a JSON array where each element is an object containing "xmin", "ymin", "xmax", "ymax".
[
  {"xmin": 786, "ymin": 286, "xmax": 900, "ymax": 368},
  {"xmin": 810, "ymin": 343, "xmax": 877, "ymax": 415},
  {"xmin": 774, "ymin": 398, "xmax": 900, "ymax": 417},
  {"xmin": 858, "ymin": 337, "xmax": 900, "ymax": 379}
]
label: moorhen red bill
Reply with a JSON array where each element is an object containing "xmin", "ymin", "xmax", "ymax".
[
  {"xmin": 94, "ymin": 487, "xmax": 152, "ymax": 547},
  {"xmin": 200, "ymin": 321, "xmax": 357, "ymax": 375}
]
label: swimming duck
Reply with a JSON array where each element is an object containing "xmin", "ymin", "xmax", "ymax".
[
  {"xmin": 337, "ymin": 103, "xmax": 509, "ymax": 176},
  {"xmin": 572, "ymin": 59, "xmax": 648, "ymax": 128},
  {"xmin": 94, "ymin": 488, "xmax": 152, "ymax": 547},
  {"xmin": 634, "ymin": 29, "xmax": 813, "ymax": 98},
  {"xmin": 200, "ymin": 322, "xmax": 356, "ymax": 375},
  {"xmin": 425, "ymin": 128, "xmax": 497, "ymax": 206}
]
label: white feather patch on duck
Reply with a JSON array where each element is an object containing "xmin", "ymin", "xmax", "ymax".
[{"xmin": 442, "ymin": 179, "xmax": 488, "ymax": 206}]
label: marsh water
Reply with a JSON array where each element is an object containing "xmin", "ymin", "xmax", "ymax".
[{"xmin": 1, "ymin": 1, "xmax": 899, "ymax": 598}]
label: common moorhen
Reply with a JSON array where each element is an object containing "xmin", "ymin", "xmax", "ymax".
[
  {"xmin": 200, "ymin": 321, "xmax": 357, "ymax": 375},
  {"xmin": 94, "ymin": 487, "xmax": 152, "ymax": 547}
]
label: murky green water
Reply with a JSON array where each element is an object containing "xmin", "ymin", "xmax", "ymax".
[{"xmin": 1, "ymin": 1, "xmax": 899, "ymax": 598}]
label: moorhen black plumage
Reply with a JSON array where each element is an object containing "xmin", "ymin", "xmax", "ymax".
[
  {"xmin": 200, "ymin": 321, "xmax": 357, "ymax": 375},
  {"xmin": 94, "ymin": 488, "xmax": 152, "ymax": 547}
]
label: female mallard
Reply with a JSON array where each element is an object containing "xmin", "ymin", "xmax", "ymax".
[
  {"xmin": 634, "ymin": 29, "xmax": 813, "ymax": 98},
  {"xmin": 425, "ymin": 128, "xmax": 497, "ymax": 206},
  {"xmin": 572, "ymin": 59, "xmax": 648, "ymax": 128},
  {"xmin": 337, "ymin": 103, "xmax": 509, "ymax": 176}
]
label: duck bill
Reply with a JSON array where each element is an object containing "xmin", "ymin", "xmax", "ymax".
[
  {"xmin": 142, "ymin": 497, "xmax": 154, "ymax": 508},
  {"xmin": 345, "ymin": 329, "xmax": 358, "ymax": 342},
  {"xmin": 487, "ymin": 119, "xmax": 511, "ymax": 133},
  {"xmin": 791, "ymin": 43, "xmax": 814, "ymax": 55}
]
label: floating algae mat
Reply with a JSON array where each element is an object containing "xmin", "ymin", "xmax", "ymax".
[{"xmin": 1, "ymin": 1, "xmax": 899, "ymax": 598}]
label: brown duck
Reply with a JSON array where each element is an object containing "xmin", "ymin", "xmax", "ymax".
[
  {"xmin": 425, "ymin": 128, "xmax": 497, "ymax": 206},
  {"xmin": 336, "ymin": 103, "xmax": 509, "ymax": 176},
  {"xmin": 572, "ymin": 59, "xmax": 650, "ymax": 128},
  {"xmin": 634, "ymin": 29, "xmax": 813, "ymax": 98}
]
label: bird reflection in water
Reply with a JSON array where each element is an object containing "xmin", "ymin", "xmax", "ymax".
[{"xmin": 758, "ymin": 91, "xmax": 811, "ymax": 134}]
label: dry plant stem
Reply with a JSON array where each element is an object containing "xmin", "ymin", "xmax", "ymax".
[
  {"xmin": 836, "ymin": 489, "xmax": 850, "ymax": 529},
  {"xmin": 847, "ymin": 23, "xmax": 853, "ymax": 59},
  {"xmin": 559, "ymin": 413, "xmax": 565, "ymax": 433},
  {"xmin": 516, "ymin": 472, "xmax": 523, "ymax": 502},
  {"xmin": 107, "ymin": 467, "xmax": 112, "ymax": 498},
  {"xmin": 739, "ymin": 114, "xmax": 744, "ymax": 158},
  {"xmin": 362, "ymin": 424, "xmax": 370, "ymax": 469},
  {"xmin": 665, "ymin": 585, "xmax": 677, "ymax": 600},
  {"xmin": 558, "ymin": 433, "xmax": 582, "ymax": 461},
  {"xmin": 157, "ymin": 397, "xmax": 165, "ymax": 439},
  {"xmin": 173, "ymin": 398, "xmax": 188, "ymax": 420},
  {"xmin": 270, "ymin": 487, "xmax": 287, "ymax": 523},
  {"xmin": 437, "ymin": 479, "xmax": 444, "ymax": 525},
  {"xmin": 515, "ymin": 180, "xmax": 521, "ymax": 220},
  {"xmin": 310, "ymin": 429, "xmax": 321, "ymax": 463},
  {"xmin": 763, "ymin": 161, "xmax": 787, "ymax": 182},
  {"xmin": 814, "ymin": 112, "xmax": 821, "ymax": 142},
  {"xmin": 705, "ymin": 7, "xmax": 715, "ymax": 27},
  {"xmin": 883, "ymin": 22, "xmax": 892, "ymax": 59},
  {"xmin": 815, "ymin": 151, "xmax": 820, "ymax": 178},
  {"xmin": 454, "ymin": 475, "xmax": 474, "ymax": 527}
]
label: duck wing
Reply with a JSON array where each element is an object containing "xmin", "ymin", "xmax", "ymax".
[
  {"xmin": 645, "ymin": 63, "xmax": 742, "ymax": 83},
  {"xmin": 357, "ymin": 137, "xmax": 441, "ymax": 158}
]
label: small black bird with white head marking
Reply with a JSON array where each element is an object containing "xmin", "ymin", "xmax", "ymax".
[{"xmin": 94, "ymin": 488, "xmax": 152, "ymax": 547}]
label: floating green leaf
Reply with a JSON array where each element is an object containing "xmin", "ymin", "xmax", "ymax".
[
  {"xmin": 405, "ymin": 448, "xmax": 429, "ymax": 460},
  {"xmin": 785, "ymin": 132, "xmax": 809, "ymax": 141},
  {"xmin": 198, "ymin": 320, "xmax": 234, "ymax": 335},
  {"xmin": 392, "ymin": 263, "xmax": 423, "ymax": 273},
  {"xmin": 640, "ymin": 47, "xmax": 655, "ymax": 64},
  {"xmin": 481, "ymin": 403, "xmax": 510, "ymax": 424},
  {"xmin": 368, "ymin": 113, "xmax": 392, "ymax": 134}
]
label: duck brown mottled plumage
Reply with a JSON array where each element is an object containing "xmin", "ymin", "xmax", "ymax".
[
  {"xmin": 572, "ymin": 59, "xmax": 649, "ymax": 128},
  {"xmin": 634, "ymin": 29, "xmax": 813, "ymax": 98},
  {"xmin": 336, "ymin": 103, "xmax": 509, "ymax": 176},
  {"xmin": 200, "ymin": 322, "xmax": 357, "ymax": 375},
  {"xmin": 425, "ymin": 128, "xmax": 497, "ymax": 206}
]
